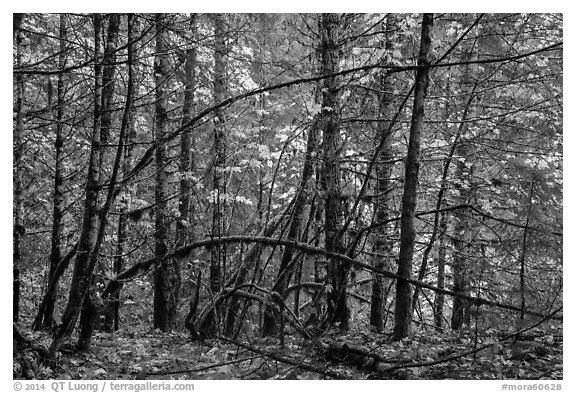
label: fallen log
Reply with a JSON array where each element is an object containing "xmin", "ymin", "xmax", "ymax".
[
  {"xmin": 219, "ymin": 337, "xmax": 349, "ymax": 379},
  {"xmin": 314, "ymin": 338, "xmax": 406, "ymax": 379}
]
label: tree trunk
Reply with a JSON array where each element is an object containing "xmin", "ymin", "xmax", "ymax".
[
  {"xmin": 33, "ymin": 244, "xmax": 78, "ymax": 330},
  {"xmin": 411, "ymin": 81, "xmax": 477, "ymax": 315},
  {"xmin": 392, "ymin": 13, "xmax": 434, "ymax": 341},
  {"xmin": 370, "ymin": 15, "xmax": 396, "ymax": 331},
  {"xmin": 153, "ymin": 13, "xmax": 180, "ymax": 332},
  {"xmin": 13, "ymin": 13, "xmax": 24, "ymax": 37},
  {"xmin": 199, "ymin": 13, "xmax": 228, "ymax": 336},
  {"xmin": 13, "ymin": 17, "xmax": 25, "ymax": 323},
  {"xmin": 175, "ymin": 14, "xmax": 199, "ymax": 333},
  {"xmin": 434, "ymin": 77, "xmax": 456, "ymax": 333},
  {"xmin": 211, "ymin": 13, "xmax": 227, "ymax": 295},
  {"xmin": 103, "ymin": 13, "xmax": 137, "ymax": 333},
  {"xmin": 176, "ymin": 13, "xmax": 197, "ymax": 250},
  {"xmin": 79, "ymin": 13, "xmax": 120, "ymax": 347},
  {"xmin": 50, "ymin": 14, "xmax": 104, "ymax": 355},
  {"xmin": 518, "ymin": 175, "xmax": 535, "ymax": 323},
  {"xmin": 451, "ymin": 31, "xmax": 479, "ymax": 331},
  {"xmin": 318, "ymin": 13, "xmax": 347, "ymax": 330},
  {"xmin": 433, "ymin": 210, "xmax": 448, "ymax": 329},
  {"xmin": 36, "ymin": 14, "xmax": 68, "ymax": 331},
  {"xmin": 451, "ymin": 163, "xmax": 471, "ymax": 330}
]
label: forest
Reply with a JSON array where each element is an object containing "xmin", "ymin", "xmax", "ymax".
[{"xmin": 13, "ymin": 13, "xmax": 562, "ymax": 380}]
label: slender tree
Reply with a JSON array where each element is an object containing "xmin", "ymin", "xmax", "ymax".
[
  {"xmin": 370, "ymin": 15, "xmax": 397, "ymax": 331},
  {"xmin": 9, "ymin": 14, "xmax": 558, "ymax": 364},
  {"xmin": 433, "ymin": 210, "xmax": 449, "ymax": 329},
  {"xmin": 318, "ymin": 13, "xmax": 348, "ymax": 330},
  {"xmin": 518, "ymin": 174, "xmax": 535, "ymax": 323},
  {"xmin": 197, "ymin": 13, "xmax": 229, "ymax": 336},
  {"xmin": 50, "ymin": 14, "xmax": 104, "ymax": 355},
  {"xmin": 153, "ymin": 13, "xmax": 181, "ymax": 332},
  {"xmin": 34, "ymin": 14, "xmax": 68, "ymax": 331},
  {"xmin": 392, "ymin": 13, "xmax": 434, "ymax": 341},
  {"xmin": 210, "ymin": 13, "xmax": 228, "ymax": 297},
  {"xmin": 13, "ymin": 14, "xmax": 25, "ymax": 323},
  {"xmin": 451, "ymin": 33, "xmax": 479, "ymax": 331},
  {"xmin": 411, "ymin": 83, "xmax": 478, "ymax": 316},
  {"xmin": 177, "ymin": 14, "xmax": 198, "ymax": 251},
  {"xmin": 103, "ymin": 13, "xmax": 137, "ymax": 332},
  {"xmin": 177, "ymin": 14, "xmax": 199, "ymax": 333},
  {"xmin": 78, "ymin": 13, "xmax": 120, "ymax": 347}
]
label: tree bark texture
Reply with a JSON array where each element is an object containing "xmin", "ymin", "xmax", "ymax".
[
  {"xmin": 13, "ymin": 18, "xmax": 25, "ymax": 323},
  {"xmin": 210, "ymin": 13, "xmax": 227, "ymax": 296},
  {"xmin": 36, "ymin": 14, "xmax": 68, "ymax": 331},
  {"xmin": 103, "ymin": 13, "xmax": 137, "ymax": 333},
  {"xmin": 177, "ymin": 14, "xmax": 198, "ymax": 250},
  {"xmin": 318, "ymin": 13, "xmax": 348, "ymax": 330},
  {"xmin": 370, "ymin": 15, "xmax": 396, "ymax": 331},
  {"xmin": 153, "ymin": 13, "xmax": 181, "ymax": 332},
  {"xmin": 197, "ymin": 14, "xmax": 228, "ymax": 336},
  {"xmin": 392, "ymin": 13, "xmax": 434, "ymax": 341},
  {"xmin": 78, "ymin": 13, "xmax": 120, "ymax": 349},
  {"xmin": 50, "ymin": 13, "xmax": 103, "ymax": 355}
]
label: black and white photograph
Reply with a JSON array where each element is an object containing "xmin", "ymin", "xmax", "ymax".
[{"xmin": 12, "ymin": 10, "xmax": 563, "ymax": 385}]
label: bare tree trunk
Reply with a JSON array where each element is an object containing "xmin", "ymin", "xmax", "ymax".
[
  {"xmin": 211, "ymin": 13, "xmax": 227, "ymax": 294},
  {"xmin": 392, "ymin": 13, "xmax": 434, "ymax": 341},
  {"xmin": 434, "ymin": 79, "xmax": 455, "ymax": 332},
  {"xmin": 13, "ymin": 17, "xmax": 25, "ymax": 323},
  {"xmin": 433, "ymin": 210, "xmax": 448, "ymax": 329},
  {"xmin": 175, "ymin": 13, "xmax": 199, "ymax": 333},
  {"xmin": 518, "ymin": 175, "xmax": 535, "ymax": 323},
  {"xmin": 451, "ymin": 32, "xmax": 479, "ymax": 331},
  {"xmin": 318, "ymin": 13, "xmax": 347, "ymax": 330},
  {"xmin": 153, "ymin": 13, "xmax": 180, "ymax": 332},
  {"xmin": 177, "ymin": 14, "xmax": 197, "ymax": 250},
  {"xmin": 411, "ymin": 83, "xmax": 477, "ymax": 316},
  {"xmin": 451, "ymin": 164, "xmax": 471, "ymax": 330},
  {"xmin": 370, "ymin": 15, "xmax": 396, "ymax": 331},
  {"xmin": 33, "ymin": 244, "xmax": 78, "ymax": 330},
  {"xmin": 253, "ymin": 16, "xmax": 269, "ymax": 232},
  {"xmin": 199, "ymin": 13, "xmax": 228, "ymax": 336},
  {"xmin": 49, "ymin": 13, "xmax": 127, "ymax": 353},
  {"xmin": 13, "ymin": 13, "xmax": 24, "ymax": 37},
  {"xmin": 103, "ymin": 13, "xmax": 137, "ymax": 333},
  {"xmin": 79, "ymin": 13, "xmax": 120, "ymax": 347},
  {"xmin": 35, "ymin": 14, "xmax": 68, "ymax": 332},
  {"xmin": 50, "ymin": 13, "xmax": 104, "ymax": 355}
]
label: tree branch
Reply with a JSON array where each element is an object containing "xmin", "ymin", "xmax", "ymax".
[
  {"xmin": 102, "ymin": 234, "xmax": 561, "ymax": 320},
  {"xmin": 123, "ymin": 41, "xmax": 562, "ymax": 184}
]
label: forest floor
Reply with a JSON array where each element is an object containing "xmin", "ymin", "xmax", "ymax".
[{"xmin": 17, "ymin": 322, "xmax": 562, "ymax": 380}]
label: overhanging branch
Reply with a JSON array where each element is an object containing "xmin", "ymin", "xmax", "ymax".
[{"xmin": 102, "ymin": 235, "xmax": 561, "ymax": 320}]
